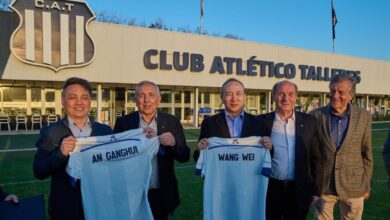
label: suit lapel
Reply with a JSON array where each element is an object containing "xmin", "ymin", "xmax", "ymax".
[
  {"xmin": 294, "ymin": 112, "xmax": 305, "ymax": 168},
  {"xmin": 241, "ymin": 112, "xmax": 251, "ymax": 137},
  {"xmin": 322, "ymin": 106, "xmax": 337, "ymax": 152},
  {"xmin": 130, "ymin": 112, "xmax": 141, "ymax": 130},
  {"xmin": 156, "ymin": 112, "xmax": 164, "ymax": 135},
  {"xmin": 216, "ymin": 111, "xmax": 231, "ymax": 138},
  {"xmin": 338, "ymin": 105, "xmax": 357, "ymax": 152},
  {"xmin": 264, "ymin": 112, "xmax": 275, "ymax": 136}
]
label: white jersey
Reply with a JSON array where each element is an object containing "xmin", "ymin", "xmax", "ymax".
[
  {"xmin": 195, "ymin": 136, "xmax": 272, "ymax": 220},
  {"xmin": 67, "ymin": 128, "xmax": 159, "ymax": 220}
]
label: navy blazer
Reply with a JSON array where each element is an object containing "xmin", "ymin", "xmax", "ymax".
[
  {"xmin": 258, "ymin": 112, "xmax": 322, "ymax": 199},
  {"xmin": 114, "ymin": 111, "xmax": 190, "ymax": 214},
  {"xmin": 33, "ymin": 118, "xmax": 113, "ymax": 220},
  {"xmin": 0, "ymin": 186, "xmax": 7, "ymax": 201}
]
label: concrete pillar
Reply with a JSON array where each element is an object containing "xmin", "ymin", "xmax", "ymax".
[
  {"xmin": 266, "ymin": 91, "xmax": 272, "ymax": 113},
  {"xmin": 365, "ymin": 95, "xmax": 369, "ymax": 111},
  {"xmin": 97, "ymin": 84, "xmax": 102, "ymax": 123},
  {"xmin": 181, "ymin": 91, "xmax": 185, "ymax": 122},
  {"xmin": 193, "ymin": 88, "xmax": 199, "ymax": 127},
  {"xmin": 171, "ymin": 91, "xmax": 175, "ymax": 116},
  {"xmin": 55, "ymin": 88, "xmax": 62, "ymax": 116},
  {"xmin": 41, "ymin": 87, "xmax": 46, "ymax": 116},
  {"xmin": 26, "ymin": 85, "xmax": 32, "ymax": 115}
]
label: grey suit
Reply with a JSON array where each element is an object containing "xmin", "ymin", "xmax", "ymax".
[{"xmin": 310, "ymin": 104, "xmax": 373, "ymax": 199}]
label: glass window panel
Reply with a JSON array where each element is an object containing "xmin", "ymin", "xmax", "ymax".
[
  {"xmin": 204, "ymin": 91, "xmax": 210, "ymax": 104},
  {"xmin": 174, "ymin": 107, "xmax": 182, "ymax": 119},
  {"xmin": 91, "ymin": 90, "xmax": 97, "ymax": 101},
  {"xmin": 160, "ymin": 90, "xmax": 171, "ymax": 103},
  {"xmin": 3, "ymin": 87, "xmax": 26, "ymax": 102},
  {"xmin": 102, "ymin": 89, "xmax": 110, "ymax": 102},
  {"xmin": 31, "ymin": 87, "xmax": 41, "ymax": 102},
  {"xmin": 159, "ymin": 107, "xmax": 170, "ymax": 114},
  {"xmin": 184, "ymin": 91, "xmax": 191, "ymax": 104},
  {"xmin": 45, "ymin": 91, "xmax": 55, "ymax": 102},
  {"xmin": 174, "ymin": 91, "xmax": 181, "ymax": 103},
  {"xmin": 247, "ymin": 94, "xmax": 256, "ymax": 108},
  {"xmin": 127, "ymin": 90, "xmax": 135, "ymax": 103}
]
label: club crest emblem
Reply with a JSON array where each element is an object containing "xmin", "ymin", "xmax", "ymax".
[{"xmin": 9, "ymin": 0, "xmax": 96, "ymax": 72}]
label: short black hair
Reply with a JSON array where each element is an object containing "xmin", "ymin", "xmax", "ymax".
[{"xmin": 62, "ymin": 77, "xmax": 93, "ymax": 97}]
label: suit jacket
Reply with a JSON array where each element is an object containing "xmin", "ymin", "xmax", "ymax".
[
  {"xmin": 33, "ymin": 118, "xmax": 113, "ymax": 220},
  {"xmin": 258, "ymin": 111, "xmax": 322, "ymax": 199},
  {"xmin": 0, "ymin": 186, "xmax": 7, "ymax": 201},
  {"xmin": 310, "ymin": 104, "xmax": 373, "ymax": 199},
  {"xmin": 383, "ymin": 129, "xmax": 390, "ymax": 189},
  {"xmin": 198, "ymin": 111, "xmax": 267, "ymax": 139},
  {"xmin": 114, "ymin": 111, "xmax": 190, "ymax": 214},
  {"xmin": 193, "ymin": 111, "xmax": 268, "ymax": 161}
]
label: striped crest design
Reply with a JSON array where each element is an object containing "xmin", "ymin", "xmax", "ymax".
[{"xmin": 9, "ymin": 0, "xmax": 96, "ymax": 72}]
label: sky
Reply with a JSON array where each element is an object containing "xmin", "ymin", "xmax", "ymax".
[{"xmin": 87, "ymin": 0, "xmax": 390, "ymax": 61}]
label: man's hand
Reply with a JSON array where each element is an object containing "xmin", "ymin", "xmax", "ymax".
[
  {"xmin": 311, "ymin": 195, "xmax": 320, "ymax": 204},
  {"xmin": 260, "ymin": 136, "xmax": 272, "ymax": 149},
  {"xmin": 159, "ymin": 132, "xmax": 176, "ymax": 147},
  {"xmin": 4, "ymin": 194, "xmax": 18, "ymax": 203},
  {"xmin": 60, "ymin": 136, "xmax": 76, "ymax": 156},
  {"xmin": 363, "ymin": 192, "xmax": 370, "ymax": 200},
  {"xmin": 143, "ymin": 127, "xmax": 157, "ymax": 138},
  {"xmin": 197, "ymin": 138, "xmax": 208, "ymax": 150}
]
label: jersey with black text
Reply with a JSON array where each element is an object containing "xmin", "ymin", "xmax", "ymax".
[
  {"xmin": 195, "ymin": 136, "xmax": 271, "ymax": 220},
  {"xmin": 67, "ymin": 128, "xmax": 159, "ymax": 220}
]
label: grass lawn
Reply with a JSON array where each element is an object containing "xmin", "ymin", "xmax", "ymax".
[{"xmin": 0, "ymin": 123, "xmax": 389, "ymax": 219}]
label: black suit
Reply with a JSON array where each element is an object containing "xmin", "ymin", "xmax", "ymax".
[
  {"xmin": 33, "ymin": 118, "xmax": 113, "ymax": 220},
  {"xmin": 114, "ymin": 111, "xmax": 190, "ymax": 218},
  {"xmin": 0, "ymin": 186, "xmax": 8, "ymax": 201},
  {"xmin": 193, "ymin": 111, "xmax": 267, "ymax": 161},
  {"xmin": 258, "ymin": 112, "xmax": 321, "ymax": 220}
]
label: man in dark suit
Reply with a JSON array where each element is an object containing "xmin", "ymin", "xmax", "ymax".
[
  {"xmin": 260, "ymin": 80, "xmax": 322, "ymax": 220},
  {"xmin": 195, "ymin": 78, "xmax": 272, "ymax": 158},
  {"xmin": 311, "ymin": 73, "xmax": 372, "ymax": 220},
  {"xmin": 33, "ymin": 77, "xmax": 113, "ymax": 220},
  {"xmin": 114, "ymin": 80, "xmax": 190, "ymax": 220}
]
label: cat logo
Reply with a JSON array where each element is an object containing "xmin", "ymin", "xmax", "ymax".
[
  {"xmin": 9, "ymin": 0, "xmax": 96, "ymax": 72},
  {"xmin": 232, "ymin": 139, "xmax": 239, "ymax": 144}
]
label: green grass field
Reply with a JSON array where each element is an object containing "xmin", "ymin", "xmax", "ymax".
[{"xmin": 0, "ymin": 123, "xmax": 389, "ymax": 220}]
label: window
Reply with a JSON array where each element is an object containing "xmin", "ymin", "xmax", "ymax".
[
  {"xmin": 3, "ymin": 87, "xmax": 26, "ymax": 102},
  {"xmin": 184, "ymin": 91, "xmax": 191, "ymax": 104},
  {"xmin": 45, "ymin": 91, "xmax": 55, "ymax": 102},
  {"xmin": 127, "ymin": 90, "xmax": 135, "ymax": 103},
  {"xmin": 31, "ymin": 87, "xmax": 41, "ymax": 102},
  {"xmin": 174, "ymin": 91, "xmax": 181, "ymax": 103},
  {"xmin": 160, "ymin": 90, "xmax": 172, "ymax": 103}
]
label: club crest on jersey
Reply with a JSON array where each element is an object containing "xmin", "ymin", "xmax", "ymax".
[
  {"xmin": 9, "ymin": 0, "xmax": 96, "ymax": 72},
  {"xmin": 109, "ymin": 135, "xmax": 117, "ymax": 142},
  {"xmin": 232, "ymin": 139, "xmax": 239, "ymax": 144}
]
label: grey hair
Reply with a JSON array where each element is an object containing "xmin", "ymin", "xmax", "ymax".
[
  {"xmin": 135, "ymin": 80, "xmax": 161, "ymax": 98},
  {"xmin": 220, "ymin": 78, "xmax": 245, "ymax": 98},
  {"xmin": 271, "ymin": 80, "xmax": 298, "ymax": 96},
  {"xmin": 329, "ymin": 73, "xmax": 356, "ymax": 96}
]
